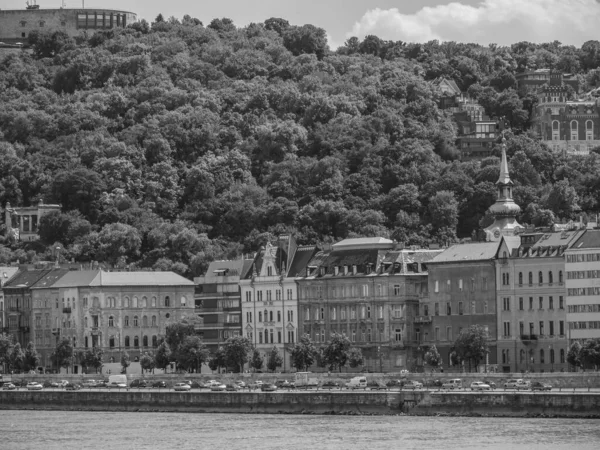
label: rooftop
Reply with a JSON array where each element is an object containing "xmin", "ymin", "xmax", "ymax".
[
  {"xmin": 430, "ymin": 242, "xmax": 500, "ymax": 263},
  {"xmin": 569, "ymin": 230, "xmax": 600, "ymax": 250},
  {"xmin": 332, "ymin": 237, "xmax": 394, "ymax": 250}
]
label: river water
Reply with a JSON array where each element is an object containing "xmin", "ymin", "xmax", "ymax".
[{"xmin": 2, "ymin": 411, "xmax": 600, "ymax": 449}]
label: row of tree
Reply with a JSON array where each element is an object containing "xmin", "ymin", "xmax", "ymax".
[{"xmin": 567, "ymin": 339, "xmax": 600, "ymax": 371}]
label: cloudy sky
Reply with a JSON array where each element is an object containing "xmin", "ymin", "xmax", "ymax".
[{"xmin": 5, "ymin": 0, "xmax": 600, "ymax": 48}]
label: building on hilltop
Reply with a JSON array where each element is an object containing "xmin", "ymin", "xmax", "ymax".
[
  {"xmin": 516, "ymin": 69, "xmax": 579, "ymax": 93},
  {"xmin": 530, "ymin": 71, "xmax": 600, "ymax": 156},
  {"xmin": 193, "ymin": 258, "xmax": 253, "ymax": 356},
  {"xmin": 295, "ymin": 237, "xmax": 441, "ymax": 372},
  {"xmin": 3, "ymin": 200, "xmax": 61, "ymax": 242},
  {"xmin": 0, "ymin": 5, "xmax": 137, "ymax": 44}
]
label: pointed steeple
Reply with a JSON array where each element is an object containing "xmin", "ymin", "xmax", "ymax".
[{"xmin": 484, "ymin": 135, "xmax": 522, "ymax": 241}]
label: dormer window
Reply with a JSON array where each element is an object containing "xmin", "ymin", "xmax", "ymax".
[
  {"xmin": 343, "ymin": 266, "xmax": 348, "ymax": 275},
  {"xmin": 319, "ymin": 266, "xmax": 326, "ymax": 276},
  {"xmin": 267, "ymin": 266, "xmax": 273, "ymax": 276},
  {"xmin": 352, "ymin": 265, "xmax": 357, "ymax": 275},
  {"xmin": 334, "ymin": 267, "xmax": 339, "ymax": 276}
]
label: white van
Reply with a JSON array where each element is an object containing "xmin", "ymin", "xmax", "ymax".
[
  {"xmin": 108, "ymin": 375, "xmax": 128, "ymax": 388},
  {"xmin": 345, "ymin": 376, "xmax": 367, "ymax": 389},
  {"xmin": 441, "ymin": 378, "xmax": 463, "ymax": 390}
]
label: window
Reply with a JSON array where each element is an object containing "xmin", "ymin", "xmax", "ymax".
[
  {"xmin": 288, "ymin": 330, "xmax": 295, "ymax": 343},
  {"xmin": 395, "ymin": 328, "xmax": 402, "ymax": 342},
  {"xmin": 503, "ymin": 298, "xmax": 510, "ymax": 311},
  {"xmin": 378, "ymin": 305, "xmax": 383, "ymax": 319},
  {"xmin": 259, "ymin": 331, "xmax": 263, "ymax": 344},
  {"xmin": 143, "ymin": 316, "xmax": 148, "ymax": 327},
  {"xmin": 245, "ymin": 291, "xmax": 252, "ymax": 302},
  {"xmin": 124, "ymin": 297, "xmax": 130, "ymax": 308},
  {"xmin": 350, "ymin": 307, "xmax": 356, "ymax": 319},
  {"xmin": 304, "ymin": 308, "xmax": 309, "ymax": 321},
  {"xmin": 435, "ymin": 327, "xmax": 440, "ymax": 341},
  {"xmin": 549, "ymin": 321, "xmax": 555, "ymax": 336},
  {"xmin": 434, "ymin": 281, "xmax": 438, "ymax": 293},
  {"xmin": 108, "ymin": 316, "xmax": 114, "ymax": 327},
  {"xmin": 351, "ymin": 329, "xmax": 356, "ymax": 342},
  {"xmin": 134, "ymin": 336, "xmax": 139, "ymax": 347},
  {"xmin": 519, "ymin": 322, "xmax": 524, "ymax": 336},
  {"xmin": 278, "ymin": 331, "xmax": 282, "ymax": 343},
  {"xmin": 331, "ymin": 307, "xmax": 336, "ymax": 320},
  {"xmin": 559, "ymin": 320, "xmax": 565, "ymax": 336},
  {"xmin": 267, "ymin": 290, "xmax": 272, "ymax": 302},
  {"xmin": 367, "ymin": 306, "xmax": 371, "ymax": 319},
  {"xmin": 539, "ymin": 297, "xmax": 543, "ymax": 310},
  {"xmin": 152, "ymin": 315, "xmax": 157, "ymax": 327},
  {"xmin": 287, "ymin": 310, "xmax": 293, "ymax": 322},
  {"xmin": 458, "ymin": 302, "xmax": 463, "ymax": 315},
  {"xmin": 165, "ymin": 296, "xmax": 170, "ymax": 307},
  {"xmin": 528, "ymin": 272, "xmax": 533, "ymax": 285},
  {"xmin": 124, "ymin": 316, "xmax": 129, "ymax": 327},
  {"xmin": 446, "ymin": 302, "xmax": 451, "ymax": 315},
  {"xmin": 320, "ymin": 308, "xmax": 324, "ymax": 320},
  {"xmin": 560, "ymin": 349, "xmax": 565, "ymax": 363},
  {"xmin": 571, "ymin": 120, "xmax": 578, "ymax": 140},
  {"xmin": 540, "ymin": 349, "xmax": 545, "ymax": 364},
  {"xmin": 503, "ymin": 321, "xmax": 511, "ymax": 337},
  {"xmin": 539, "ymin": 321, "xmax": 544, "ymax": 336},
  {"xmin": 424, "ymin": 305, "xmax": 429, "ymax": 316},
  {"xmin": 559, "ymin": 296, "xmax": 564, "ymax": 309},
  {"xmin": 519, "ymin": 297, "xmax": 524, "ymax": 311},
  {"xmin": 538, "ymin": 271, "xmax": 543, "ymax": 285},
  {"xmin": 559, "ymin": 271, "xmax": 563, "ymax": 284},
  {"xmin": 287, "ymin": 289, "xmax": 292, "ymax": 300},
  {"xmin": 277, "ymin": 311, "xmax": 281, "ymax": 322},
  {"xmin": 518, "ymin": 272, "xmax": 523, "ymax": 285},
  {"xmin": 143, "ymin": 336, "xmax": 148, "ymax": 347},
  {"xmin": 341, "ymin": 307, "xmax": 346, "ymax": 320},
  {"xmin": 529, "ymin": 297, "xmax": 533, "ymax": 310},
  {"xmin": 549, "ymin": 296, "xmax": 554, "ymax": 310},
  {"xmin": 548, "ymin": 272, "xmax": 553, "ymax": 285},
  {"xmin": 84, "ymin": 317, "xmax": 88, "ymax": 328},
  {"xmin": 434, "ymin": 303, "xmax": 439, "ymax": 316},
  {"xmin": 85, "ymin": 336, "xmax": 89, "ymax": 348},
  {"xmin": 109, "ymin": 337, "xmax": 115, "ymax": 348},
  {"xmin": 133, "ymin": 316, "xmax": 139, "ymax": 327},
  {"xmin": 125, "ymin": 336, "xmax": 130, "ymax": 347},
  {"xmin": 502, "ymin": 273, "xmax": 510, "ymax": 285},
  {"xmin": 446, "ymin": 326, "xmax": 452, "ymax": 341},
  {"xmin": 458, "ymin": 279, "xmax": 463, "ymax": 291}
]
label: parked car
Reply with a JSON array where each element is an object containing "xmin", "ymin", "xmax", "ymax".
[
  {"xmin": 151, "ymin": 381, "xmax": 167, "ymax": 389},
  {"xmin": 26, "ymin": 382, "xmax": 43, "ymax": 391},
  {"xmin": 275, "ymin": 380, "xmax": 293, "ymax": 389},
  {"xmin": 424, "ymin": 379, "xmax": 443, "ymax": 388},
  {"xmin": 210, "ymin": 383, "xmax": 227, "ymax": 392},
  {"xmin": 319, "ymin": 380, "xmax": 339, "ymax": 390},
  {"xmin": 94, "ymin": 380, "xmax": 108, "ymax": 388},
  {"xmin": 173, "ymin": 383, "xmax": 191, "ymax": 391},
  {"xmin": 530, "ymin": 381, "xmax": 552, "ymax": 391},
  {"xmin": 386, "ymin": 379, "xmax": 402, "ymax": 389},
  {"xmin": 515, "ymin": 380, "xmax": 531, "ymax": 390},
  {"xmin": 366, "ymin": 380, "xmax": 388, "ymax": 390},
  {"xmin": 483, "ymin": 380, "xmax": 497, "ymax": 389},
  {"xmin": 470, "ymin": 381, "xmax": 492, "ymax": 391},
  {"xmin": 43, "ymin": 380, "xmax": 60, "ymax": 388},
  {"xmin": 248, "ymin": 381, "xmax": 263, "ymax": 390},
  {"xmin": 400, "ymin": 370, "xmax": 410, "ymax": 377},
  {"xmin": 207, "ymin": 380, "xmax": 222, "ymax": 387},
  {"xmin": 402, "ymin": 380, "xmax": 423, "ymax": 390},
  {"xmin": 129, "ymin": 379, "xmax": 148, "ymax": 388},
  {"xmin": 225, "ymin": 383, "xmax": 240, "ymax": 391},
  {"xmin": 441, "ymin": 379, "xmax": 463, "ymax": 390},
  {"xmin": 235, "ymin": 380, "xmax": 246, "ymax": 388},
  {"xmin": 504, "ymin": 379, "xmax": 525, "ymax": 389},
  {"xmin": 2, "ymin": 383, "xmax": 16, "ymax": 390},
  {"xmin": 65, "ymin": 383, "xmax": 82, "ymax": 391},
  {"xmin": 190, "ymin": 381, "xmax": 205, "ymax": 389},
  {"xmin": 260, "ymin": 383, "xmax": 277, "ymax": 392},
  {"xmin": 345, "ymin": 376, "xmax": 368, "ymax": 390},
  {"xmin": 107, "ymin": 381, "xmax": 127, "ymax": 388},
  {"xmin": 58, "ymin": 380, "xmax": 70, "ymax": 388},
  {"xmin": 81, "ymin": 380, "xmax": 96, "ymax": 388}
]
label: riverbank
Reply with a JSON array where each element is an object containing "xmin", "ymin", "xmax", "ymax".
[{"xmin": 2, "ymin": 390, "xmax": 600, "ymax": 418}]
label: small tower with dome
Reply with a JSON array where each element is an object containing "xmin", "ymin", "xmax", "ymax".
[{"xmin": 484, "ymin": 138, "xmax": 523, "ymax": 241}]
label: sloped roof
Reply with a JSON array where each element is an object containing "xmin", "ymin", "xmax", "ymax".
[
  {"xmin": 50, "ymin": 270, "xmax": 101, "ymax": 288},
  {"xmin": 532, "ymin": 230, "xmax": 585, "ymax": 249},
  {"xmin": 202, "ymin": 259, "xmax": 250, "ymax": 282},
  {"xmin": 30, "ymin": 269, "xmax": 71, "ymax": 289},
  {"xmin": 3, "ymin": 269, "xmax": 51, "ymax": 289},
  {"xmin": 332, "ymin": 237, "xmax": 393, "ymax": 250},
  {"xmin": 430, "ymin": 242, "xmax": 500, "ymax": 264},
  {"xmin": 569, "ymin": 230, "xmax": 600, "ymax": 250},
  {"xmin": 288, "ymin": 245, "xmax": 317, "ymax": 278},
  {"xmin": 92, "ymin": 271, "xmax": 194, "ymax": 286}
]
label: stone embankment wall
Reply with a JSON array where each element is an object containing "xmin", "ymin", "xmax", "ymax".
[{"xmin": 0, "ymin": 391, "xmax": 403, "ymax": 415}]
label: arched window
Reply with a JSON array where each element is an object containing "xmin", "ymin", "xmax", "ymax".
[
  {"xmin": 586, "ymin": 120, "xmax": 593, "ymax": 140},
  {"xmin": 164, "ymin": 296, "xmax": 170, "ymax": 307},
  {"xmin": 85, "ymin": 336, "xmax": 89, "ymax": 348},
  {"xmin": 540, "ymin": 348, "xmax": 545, "ymax": 364},
  {"xmin": 152, "ymin": 335, "xmax": 158, "ymax": 348},
  {"xmin": 538, "ymin": 271, "xmax": 543, "ymax": 285},
  {"xmin": 142, "ymin": 296, "xmax": 147, "ymax": 308},
  {"xmin": 518, "ymin": 272, "xmax": 523, "ymax": 285},
  {"xmin": 528, "ymin": 272, "xmax": 533, "ymax": 285},
  {"xmin": 181, "ymin": 296, "xmax": 186, "ymax": 307},
  {"xmin": 560, "ymin": 349, "xmax": 565, "ymax": 363},
  {"xmin": 550, "ymin": 349, "xmax": 555, "ymax": 364},
  {"xmin": 125, "ymin": 336, "xmax": 130, "ymax": 347},
  {"xmin": 124, "ymin": 297, "xmax": 130, "ymax": 308},
  {"xmin": 84, "ymin": 317, "xmax": 88, "ymax": 328},
  {"xmin": 133, "ymin": 315, "xmax": 139, "ymax": 327},
  {"xmin": 552, "ymin": 120, "xmax": 560, "ymax": 140},
  {"xmin": 133, "ymin": 297, "xmax": 138, "ymax": 308},
  {"xmin": 548, "ymin": 271, "xmax": 553, "ymax": 284},
  {"xmin": 124, "ymin": 316, "xmax": 130, "ymax": 327},
  {"xmin": 143, "ymin": 316, "xmax": 148, "ymax": 327},
  {"xmin": 134, "ymin": 336, "xmax": 139, "ymax": 347},
  {"xmin": 108, "ymin": 316, "xmax": 114, "ymax": 327},
  {"xmin": 109, "ymin": 336, "xmax": 115, "ymax": 348},
  {"xmin": 559, "ymin": 271, "xmax": 563, "ymax": 283},
  {"xmin": 571, "ymin": 120, "xmax": 578, "ymax": 140},
  {"xmin": 143, "ymin": 336, "xmax": 148, "ymax": 347},
  {"xmin": 151, "ymin": 315, "xmax": 157, "ymax": 327},
  {"xmin": 151, "ymin": 297, "xmax": 156, "ymax": 307}
]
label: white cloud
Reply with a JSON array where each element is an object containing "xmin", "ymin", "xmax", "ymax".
[{"xmin": 348, "ymin": 0, "xmax": 600, "ymax": 45}]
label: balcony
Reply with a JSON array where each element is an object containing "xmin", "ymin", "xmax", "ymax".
[
  {"xmin": 520, "ymin": 334, "xmax": 538, "ymax": 343},
  {"xmin": 62, "ymin": 307, "xmax": 72, "ymax": 314},
  {"xmin": 51, "ymin": 328, "xmax": 60, "ymax": 335},
  {"xmin": 91, "ymin": 326, "xmax": 100, "ymax": 335},
  {"xmin": 413, "ymin": 316, "xmax": 432, "ymax": 324},
  {"xmin": 223, "ymin": 322, "xmax": 241, "ymax": 327}
]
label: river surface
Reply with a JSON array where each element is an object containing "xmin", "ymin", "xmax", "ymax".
[{"xmin": 2, "ymin": 411, "xmax": 600, "ymax": 449}]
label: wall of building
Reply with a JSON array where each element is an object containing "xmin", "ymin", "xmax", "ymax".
[
  {"xmin": 0, "ymin": 9, "xmax": 136, "ymax": 43},
  {"xmin": 565, "ymin": 248, "xmax": 600, "ymax": 341}
]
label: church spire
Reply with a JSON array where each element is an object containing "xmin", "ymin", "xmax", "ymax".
[{"xmin": 484, "ymin": 136, "xmax": 522, "ymax": 241}]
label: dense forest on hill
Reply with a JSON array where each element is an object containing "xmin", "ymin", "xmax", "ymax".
[{"xmin": 1, "ymin": 15, "xmax": 600, "ymax": 276}]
